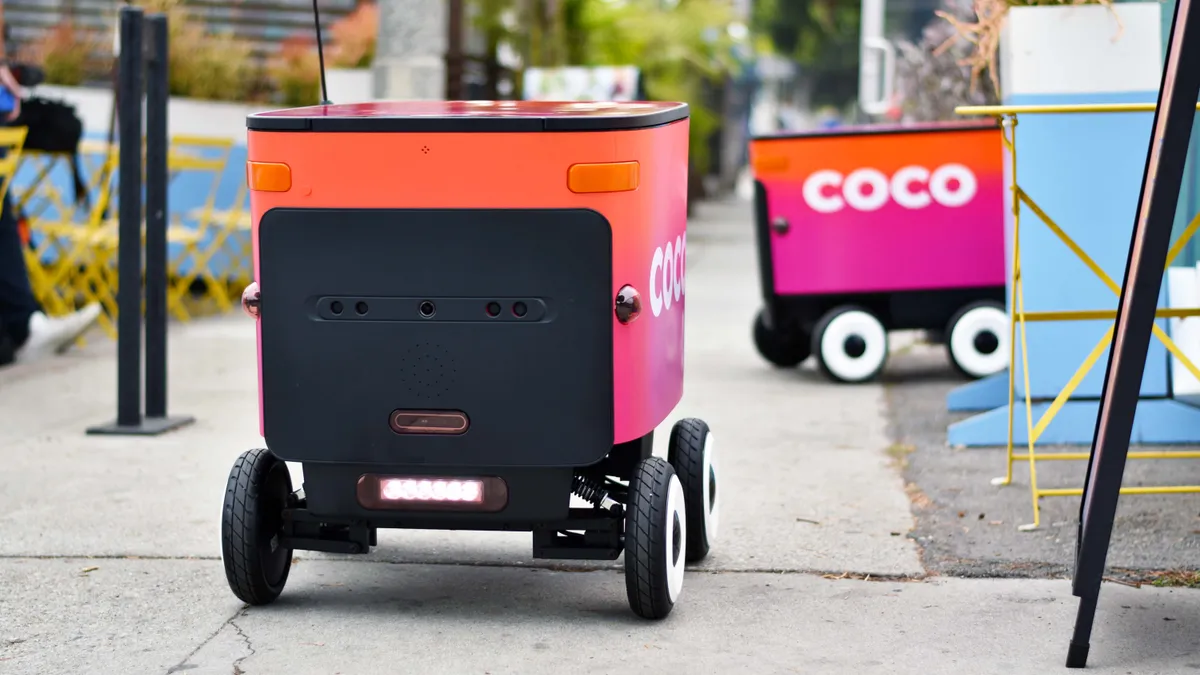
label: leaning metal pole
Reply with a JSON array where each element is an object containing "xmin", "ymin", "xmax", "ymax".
[{"xmin": 1067, "ymin": 0, "xmax": 1200, "ymax": 666}]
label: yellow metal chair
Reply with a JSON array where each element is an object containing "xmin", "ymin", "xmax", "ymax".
[
  {"xmin": 160, "ymin": 135, "xmax": 238, "ymax": 319},
  {"xmin": 21, "ymin": 142, "xmax": 125, "ymax": 336},
  {"xmin": 86, "ymin": 134, "xmax": 234, "ymax": 322},
  {"xmin": 188, "ymin": 179, "xmax": 252, "ymax": 300}
]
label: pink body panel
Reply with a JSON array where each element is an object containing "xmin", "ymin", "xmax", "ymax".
[
  {"xmin": 751, "ymin": 123, "xmax": 1006, "ymax": 295},
  {"xmin": 245, "ymin": 106, "xmax": 689, "ymax": 444}
]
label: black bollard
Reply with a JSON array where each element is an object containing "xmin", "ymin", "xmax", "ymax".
[
  {"xmin": 142, "ymin": 12, "xmax": 193, "ymax": 433},
  {"xmin": 89, "ymin": 8, "xmax": 194, "ymax": 436}
]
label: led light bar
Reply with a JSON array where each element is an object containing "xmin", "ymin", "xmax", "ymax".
[
  {"xmin": 356, "ymin": 474, "xmax": 508, "ymax": 512},
  {"xmin": 381, "ymin": 478, "xmax": 483, "ymax": 503}
]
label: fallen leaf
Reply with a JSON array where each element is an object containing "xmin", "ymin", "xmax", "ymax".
[
  {"xmin": 81, "ymin": 566, "xmax": 99, "ymax": 574},
  {"xmin": 957, "ymin": 511, "xmax": 965, "ymax": 518}
]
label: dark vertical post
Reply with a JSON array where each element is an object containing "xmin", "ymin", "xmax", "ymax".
[
  {"xmin": 1067, "ymin": 0, "xmax": 1200, "ymax": 666},
  {"xmin": 88, "ymin": 8, "xmax": 194, "ymax": 437},
  {"xmin": 446, "ymin": 0, "xmax": 464, "ymax": 100},
  {"xmin": 144, "ymin": 13, "xmax": 168, "ymax": 420},
  {"xmin": 115, "ymin": 5, "xmax": 144, "ymax": 429}
]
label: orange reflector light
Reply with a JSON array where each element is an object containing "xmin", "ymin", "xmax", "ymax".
[
  {"xmin": 751, "ymin": 155, "xmax": 788, "ymax": 174},
  {"xmin": 247, "ymin": 161, "xmax": 292, "ymax": 192},
  {"xmin": 568, "ymin": 161, "xmax": 639, "ymax": 194}
]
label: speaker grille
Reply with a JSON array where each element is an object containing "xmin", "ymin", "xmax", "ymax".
[{"xmin": 398, "ymin": 341, "xmax": 457, "ymax": 397}]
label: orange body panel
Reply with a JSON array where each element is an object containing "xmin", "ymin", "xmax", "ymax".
[{"xmin": 247, "ymin": 119, "xmax": 690, "ymax": 443}]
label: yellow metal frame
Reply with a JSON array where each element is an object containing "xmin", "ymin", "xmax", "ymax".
[{"xmin": 956, "ymin": 103, "xmax": 1200, "ymax": 530}]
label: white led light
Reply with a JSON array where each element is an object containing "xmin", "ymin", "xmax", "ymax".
[
  {"xmin": 460, "ymin": 481, "xmax": 482, "ymax": 503},
  {"xmin": 378, "ymin": 478, "xmax": 485, "ymax": 504},
  {"xmin": 400, "ymin": 480, "xmax": 417, "ymax": 500},
  {"xmin": 381, "ymin": 479, "xmax": 405, "ymax": 500}
]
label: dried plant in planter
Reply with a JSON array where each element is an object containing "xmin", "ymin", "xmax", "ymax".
[
  {"xmin": 895, "ymin": 5, "xmax": 1000, "ymax": 121},
  {"xmin": 329, "ymin": 1, "xmax": 379, "ymax": 69},
  {"xmin": 935, "ymin": 0, "xmax": 1122, "ymax": 96},
  {"xmin": 18, "ymin": 20, "xmax": 107, "ymax": 86}
]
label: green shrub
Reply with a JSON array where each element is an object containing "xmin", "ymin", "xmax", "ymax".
[
  {"xmin": 133, "ymin": 0, "xmax": 261, "ymax": 102},
  {"xmin": 268, "ymin": 35, "xmax": 321, "ymax": 107}
]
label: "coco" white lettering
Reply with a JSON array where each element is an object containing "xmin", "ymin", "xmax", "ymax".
[
  {"xmin": 802, "ymin": 164, "xmax": 978, "ymax": 213},
  {"xmin": 649, "ymin": 234, "xmax": 686, "ymax": 318}
]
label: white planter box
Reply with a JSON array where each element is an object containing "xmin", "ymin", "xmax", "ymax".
[
  {"xmin": 325, "ymin": 68, "xmax": 375, "ymax": 104},
  {"xmin": 999, "ymin": 2, "xmax": 1162, "ymax": 97}
]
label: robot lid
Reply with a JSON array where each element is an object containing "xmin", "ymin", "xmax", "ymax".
[{"xmin": 247, "ymin": 100, "xmax": 690, "ymax": 133}]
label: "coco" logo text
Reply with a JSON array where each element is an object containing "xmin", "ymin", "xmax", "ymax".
[
  {"xmin": 802, "ymin": 164, "xmax": 978, "ymax": 213},
  {"xmin": 649, "ymin": 234, "xmax": 686, "ymax": 318}
]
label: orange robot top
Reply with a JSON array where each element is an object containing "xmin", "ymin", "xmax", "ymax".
[
  {"xmin": 247, "ymin": 100, "xmax": 689, "ymax": 132},
  {"xmin": 246, "ymin": 100, "xmax": 692, "ymax": 448}
]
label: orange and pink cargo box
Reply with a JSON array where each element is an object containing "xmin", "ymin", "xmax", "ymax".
[{"xmin": 748, "ymin": 119, "xmax": 1009, "ymax": 382}]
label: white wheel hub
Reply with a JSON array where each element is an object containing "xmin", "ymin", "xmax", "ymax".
[
  {"xmin": 949, "ymin": 305, "xmax": 1009, "ymax": 378},
  {"xmin": 819, "ymin": 310, "xmax": 887, "ymax": 381},
  {"xmin": 701, "ymin": 431, "xmax": 719, "ymax": 545},
  {"xmin": 664, "ymin": 474, "xmax": 687, "ymax": 603}
]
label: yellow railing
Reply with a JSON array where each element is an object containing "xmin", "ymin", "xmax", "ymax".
[{"xmin": 955, "ymin": 103, "xmax": 1200, "ymax": 530}]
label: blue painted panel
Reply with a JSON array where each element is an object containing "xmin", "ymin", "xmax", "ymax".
[
  {"xmin": 947, "ymin": 370, "xmax": 1010, "ymax": 412},
  {"xmin": 947, "ymin": 398, "xmax": 1200, "ymax": 446},
  {"xmin": 1005, "ymin": 91, "xmax": 1169, "ymax": 400}
]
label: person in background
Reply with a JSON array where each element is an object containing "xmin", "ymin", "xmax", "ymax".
[{"xmin": 0, "ymin": 2, "xmax": 101, "ymax": 365}]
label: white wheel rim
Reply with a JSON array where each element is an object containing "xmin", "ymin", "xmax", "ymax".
[
  {"xmin": 702, "ymin": 431, "xmax": 719, "ymax": 545},
  {"xmin": 949, "ymin": 305, "xmax": 1009, "ymax": 378},
  {"xmin": 819, "ymin": 310, "xmax": 887, "ymax": 381},
  {"xmin": 665, "ymin": 474, "xmax": 687, "ymax": 603}
]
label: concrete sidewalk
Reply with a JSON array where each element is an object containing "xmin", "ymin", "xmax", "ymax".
[{"xmin": 2, "ymin": 199, "xmax": 1197, "ymax": 674}]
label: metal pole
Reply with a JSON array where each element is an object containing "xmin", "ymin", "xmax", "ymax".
[
  {"xmin": 446, "ymin": 0, "xmax": 464, "ymax": 100},
  {"xmin": 144, "ymin": 13, "xmax": 168, "ymax": 419},
  {"xmin": 115, "ymin": 5, "xmax": 144, "ymax": 429},
  {"xmin": 87, "ymin": 7, "xmax": 194, "ymax": 437},
  {"xmin": 1067, "ymin": 0, "xmax": 1200, "ymax": 666}
]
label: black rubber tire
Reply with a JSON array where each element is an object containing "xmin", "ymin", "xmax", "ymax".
[
  {"xmin": 668, "ymin": 418, "xmax": 716, "ymax": 563},
  {"xmin": 624, "ymin": 456, "xmax": 685, "ymax": 620},
  {"xmin": 753, "ymin": 309, "xmax": 810, "ymax": 367},
  {"xmin": 944, "ymin": 300, "xmax": 1008, "ymax": 380},
  {"xmin": 811, "ymin": 304, "xmax": 888, "ymax": 384},
  {"xmin": 221, "ymin": 448, "xmax": 294, "ymax": 606}
]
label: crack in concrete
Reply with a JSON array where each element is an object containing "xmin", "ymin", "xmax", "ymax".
[
  {"xmin": 229, "ymin": 613, "xmax": 256, "ymax": 675},
  {"xmin": 165, "ymin": 608, "xmax": 242, "ymax": 675}
]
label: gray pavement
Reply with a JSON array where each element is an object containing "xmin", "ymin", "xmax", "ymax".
[
  {"xmin": 2, "ymin": 198, "xmax": 1199, "ymax": 674},
  {"xmin": 885, "ymin": 343, "xmax": 1200, "ymax": 578}
]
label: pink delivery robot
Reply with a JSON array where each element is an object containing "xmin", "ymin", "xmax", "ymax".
[{"xmin": 748, "ymin": 120, "xmax": 1009, "ymax": 383}]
